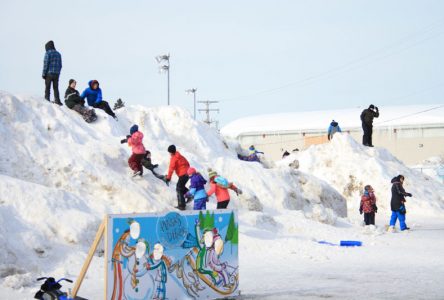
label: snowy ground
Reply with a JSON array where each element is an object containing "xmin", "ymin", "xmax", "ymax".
[{"xmin": 0, "ymin": 91, "xmax": 443, "ymax": 299}]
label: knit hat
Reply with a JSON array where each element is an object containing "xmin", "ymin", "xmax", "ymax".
[
  {"xmin": 187, "ymin": 167, "xmax": 196, "ymax": 176},
  {"xmin": 208, "ymin": 168, "xmax": 217, "ymax": 179},
  {"xmin": 369, "ymin": 104, "xmax": 375, "ymax": 109},
  {"xmin": 69, "ymin": 79, "xmax": 76, "ymax": 86},
  {"xmin": 130, "ymin": 124, "xmax": 138, "ymax": 135},
  {"xmin": 168, "ymin": 145, "xmax": 176, "ymax": 154}
]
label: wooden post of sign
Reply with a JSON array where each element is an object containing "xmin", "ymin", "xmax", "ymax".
[
  {"xmin": 72, "ymin": 217, "xmax": 107, "ymax": 298},
  {"xmin": 104, "ymin": 215, "xmax": 109, "ymax": 300}
]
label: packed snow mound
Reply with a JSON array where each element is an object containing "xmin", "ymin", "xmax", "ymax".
[
  {"xmin": 0, "ymin": 91, "xmax": 347, "ymax": 282},
  {"xmin": 279, "ymin": 134, "xmax": 444, "ymax": 217}
]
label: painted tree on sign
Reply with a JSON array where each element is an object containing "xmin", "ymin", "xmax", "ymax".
[
  {"xmin": 199, "ymin": 211, "xmax": 215, "ymax": 230},
  {"xmin": 225, "ymin": 212, "xmax": 238, "ymax": 253}
]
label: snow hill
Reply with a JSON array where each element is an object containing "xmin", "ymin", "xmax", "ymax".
[
  {"xmin": 0, "ymin": 91, "xmax": 345, "ymax": 286},
  {"xmin": 1, "ymin": 91, "xmax": 444, "ymax": 298},
  {"xmin": 278, "ymin": 134, "xmax": 444, "ymax": 219}
]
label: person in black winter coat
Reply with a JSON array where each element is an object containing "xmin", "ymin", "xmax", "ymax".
[
  {"xmin": 64, "ymin": 79, "xmax": 97, "ymax": 123},
  {"xmin": 42, "ymin": 41, "xmax": 62, "ymax": 105},
  {"xmin": 389, "ymin": 175, "xmax": 412, "ymax": 231},
  {"xmin": 360, "ymin": 104, "xmax": 379, "ymax": 147}
]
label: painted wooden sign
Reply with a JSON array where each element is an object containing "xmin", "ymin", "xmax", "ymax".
[{"xmin": 106, "ymin": 210, "xmax": 239, "ymax": 300}]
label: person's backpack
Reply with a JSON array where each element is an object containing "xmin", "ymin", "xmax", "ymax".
[{"xmin": 214, "ymin": 176, "xmax": 229, "ymax": 188}]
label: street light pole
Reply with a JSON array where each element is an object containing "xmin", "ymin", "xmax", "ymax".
[
  {"xmin": 155, "ymin": 53, "xmax": 170, "ymax": 106},
  {"xmin": 185, "ymin": 88, "xmax": 197, "ymax": 119}
]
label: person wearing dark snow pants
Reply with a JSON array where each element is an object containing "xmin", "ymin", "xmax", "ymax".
[
  {"xmin": 64, "ymin": 79, "xmax": 97, "ymax": 123},
  {"xmin": 185, "ymin": 167, "xmax": 208, "ymax": 210},
  {"xmin": 327, "ymin": 120, "xmax": 342, "ymax": 141},
  {"xmin": 388, "ymin": 175, "xmax": 412, "ymax": 232},
  {"xmin": 166, "ymin": 145, "xmax": 190, "ymax": 210},
  {"xmin": 360, "ymin": 104, "xmax": 379, "ymax": 147},
  {"xmin": 80, "ymin": 80, "xmax": 117, "ymax": 119},
  {"xmin": 121, "ymin": 125, "xmax": 146, "ymax": 176},
  {"xmin": 207, "ymin": 169, "xmax": 241, "ymax": 209},
  {"xmin": 42, "ymin": 40, "xmax": 62, "ymax": 105},
  {"xmin": 141, "ymin": 150, "xmax": 169, "ymax": 185},
  {"xmin": 360, "ymin": 185, "xmax": 377, "ymax": 225}
]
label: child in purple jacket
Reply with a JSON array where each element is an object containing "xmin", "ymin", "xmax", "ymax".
[{"xmin": 185, "ymin": 167, "xmax": 208, "ymax": 210}]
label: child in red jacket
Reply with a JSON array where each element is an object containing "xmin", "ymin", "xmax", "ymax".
[
  {"xmin": 360, "ymin": 185, "xmax": 377, "ymax": 225},
  {"xmin": 207, "ymin": 169, "xmax": 241, "ymax": 209},
  {"xmin": 165, "ymin": 145, "xmax": 190, "ymax": 210}
]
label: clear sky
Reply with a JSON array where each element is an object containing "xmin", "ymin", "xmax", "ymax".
[{"xmin": 0, "ymin": 0, "xmax": 443, "ymax": 125}]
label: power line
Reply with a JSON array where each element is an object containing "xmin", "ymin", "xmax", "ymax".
[{"xmin": 219, "ymin": 18, "xmax": 444, "ymax": 103}]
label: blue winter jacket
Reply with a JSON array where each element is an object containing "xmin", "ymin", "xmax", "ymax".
[
  {"xmin": 80, "ymin": 81, "xmax": 103, "ymax": 106},
  {"xmin": 42, "ymin": 49, "xmax": 62, "ymax": 76},
  {"xmin": 187, "ymin": 173, "xmax": 207, "ymax": 200},
  {"xmin": 328, "ymin": 122, "xmax": 342, "ymax": 135}
]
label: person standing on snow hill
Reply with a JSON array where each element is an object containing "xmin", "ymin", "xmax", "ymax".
[
  {"xmin": 64, "ymin": 79, "xmax": 97, "ymax": 123},
  {"xmin": 184, "ymin": 167, "xmax": 208, "ymax": 210},
  {"xmin": 166, "ymin": 145, "xmax": 190, "ymax": 210},
  {"xmin": 360, "ymin": 104, "xmax": 379, "ymax": 147},
  {"xmin": 80, "ymin": 80, "xmax": 117, "ymax": 120},
  {"xmin": 42, "ymin": 40, "xmax": 62, "ymax": 105},
  {"xmin": 360, "ymin": 185, "xmax": 377, "ymax": 225},
  {"xmin": 121, "ymin": 125, "xmax": 146, "ymax": 177},
  {"xmin": 207, "ymin": 169, "xmax": 241, "ymax": 209},
  {"xmin": 388, "ymin": 175, "xmax": 412, "ymax": 232},
  {"xmin": 327, "ymin": 120, "xmax": 342, "ymax": 141}
]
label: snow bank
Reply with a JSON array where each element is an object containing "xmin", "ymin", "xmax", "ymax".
[
  {"xmin": 278, "ymin": 134, "xmax": 444, "ymax": 218},
  {"xmin": 0, "ymin": 91, "xmax": 346, "ymax": 285}
]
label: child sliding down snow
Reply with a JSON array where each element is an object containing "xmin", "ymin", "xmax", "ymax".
[
  {"xmin": 141, "ymin": 150, "xmax": 169, "ymax": 185},
  {"xmin": 360, "ymin": 185, "xmax": 377, "ymax": 225},
  {"xmin": 121, "ymin": 125, "xmax": 145, "ymax": 177},
  {"xmin": 207, "ymin": 169, "xmax": 242, "ymax": 209},
  {"xmin": 237, "ymin": 145, "xmax": 264, "ymax": 162},
  {"xmin": 184, "ymin": 167, "xmax": 208, "ymax": 210}
]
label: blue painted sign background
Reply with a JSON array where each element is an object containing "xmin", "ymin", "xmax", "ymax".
[{"xmin": 106, "ymin": 210, "xmax": 239, "ymax": 300}]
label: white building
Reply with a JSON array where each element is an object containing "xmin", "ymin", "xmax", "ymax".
[{"xmin": 221, "ymin": 105, "xmax": 444, "ymax": 165}]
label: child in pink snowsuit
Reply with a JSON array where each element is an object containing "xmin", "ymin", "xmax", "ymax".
[{"xmin": 124, "ymin": 124, "xmax": 146, "ymax": 176}]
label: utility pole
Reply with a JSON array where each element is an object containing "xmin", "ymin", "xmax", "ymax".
[{"xmin": 198, "ymin": 100, "xmax": 219, "ymax": 128}]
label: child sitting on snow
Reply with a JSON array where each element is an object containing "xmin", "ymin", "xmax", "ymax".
[
  {"xmin": 184, "ymin": 167, "xmax": 208, "ymax": 210},
  {"xmin": 64, "ymin": 79, "xmax": 97, "ymax": 123},
  {"xmin": 121, "ymin": 125, "xmax": 145, "ymax": 177},
  {"xmin": 360, "ymin": 185, "xmax": 377, "ymax": 225},
  {"xmin": 207, "ymin": 169, "xmax": 241, "ymax": 209},
  {"xmin": 237, "ymin": 145, "xmax": 264, "ymax": 162}
]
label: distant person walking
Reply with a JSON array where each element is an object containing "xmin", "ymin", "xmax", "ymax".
[
  {"xmin": 360, "ymin": 104, "xmax": 379, "ymax": 147},
  {"xmin": 388, "ymin": 175, "xmax": 412, "ymax": 232},
  {"xmin": 327, "ymin": 120, "xmax": 342, "ymax": 140},
  {"xmin": 80, "ymin": 80, "xmax": 117, "ymax": 119},
  {"xmin": 42, "ymin": 40, "xmax": 62, "ymax": 105}
]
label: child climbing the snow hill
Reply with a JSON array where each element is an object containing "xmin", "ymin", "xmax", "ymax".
[
  {"xmin": 360, "ymin": 185, "xmax": 377, "ymax": 225},
  {"xmin": 121, "ymin": 125, "xmax": 146, "ymax": 177},
  {"xmin": 166, "ymin": 145, "xmax": 190, "ymax": 210},
  {"xmin": 207, "ymin": 169, "xmax": 241, "ymax": 209},
  {"xmin": 184, "ymin": 167, "xmax": 208, "ymax": 210}
]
